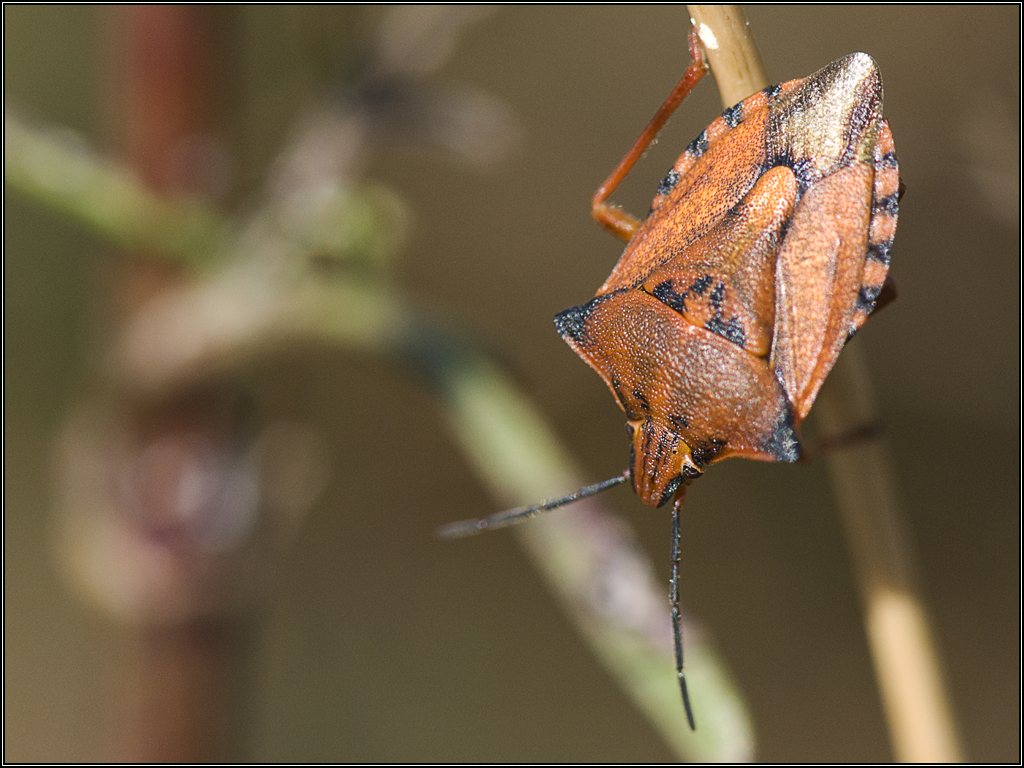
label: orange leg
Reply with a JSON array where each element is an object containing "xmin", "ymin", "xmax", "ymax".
[{"xmin": 591, "ymin": 29, "xmax": 709, "ymax": 242}]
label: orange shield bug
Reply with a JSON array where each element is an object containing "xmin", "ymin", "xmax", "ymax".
[{"xmin": 441, "ymin": 36, "xmax": 899, "ymax": 731}]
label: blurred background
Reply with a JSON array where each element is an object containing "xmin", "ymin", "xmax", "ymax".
[{"xmin": 4, "ymin": 5, "xmax": 1019, "ymax": 762}]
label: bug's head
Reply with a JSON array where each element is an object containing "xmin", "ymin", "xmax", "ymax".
[{"xmin": 625, "ymin": 417, "xmax": 703, "ymax": 507}]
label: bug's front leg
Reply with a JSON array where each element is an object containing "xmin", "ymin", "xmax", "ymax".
[{"xmin": 591, "ymin": 28, "xmax": 709, "ymax": 242}]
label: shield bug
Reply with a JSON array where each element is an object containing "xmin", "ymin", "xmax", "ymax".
[{"xmin": 441, "ymin": 35, "xmax": 899, "ymax": 731}]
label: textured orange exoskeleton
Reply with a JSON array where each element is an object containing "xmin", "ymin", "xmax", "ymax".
[
  {"xmin": 441, "ymin": 43, "xmax": 899, "ymax": 732},
  {"xmin": 556, "ymin": 51, "xmax": 899, "ymax": 508}
]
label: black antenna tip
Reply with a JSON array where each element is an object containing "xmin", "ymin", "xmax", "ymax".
[{"xmin": 679, "ymin": 673, "xmax": 696, "ymax": 731}]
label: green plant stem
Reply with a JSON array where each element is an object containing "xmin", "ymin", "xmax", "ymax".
[
  {"xmin": 6, "ymin": 78, "xmax": 754, "ymax": 761},
  {"xmin": 430, "ymin": 354, "xmax": 753, "ymax": 762},
  {"xmin": 4, "ymin": 108, "xmax": 225, "ymax": 268}
]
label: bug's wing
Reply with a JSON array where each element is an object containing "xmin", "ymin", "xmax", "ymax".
[
  {"xmin": 767, "ymin": 53, "xmax": 896, "ymax": 421},
  {"xmin": 640, "ymin": 165, "xmax": 798, "ymax": 358},
  {"xmin": 597, "ymin": 91, "xmax": 778, "ymax": 294},
  {"xmin": 770, "ymin": 162, "xmax": 874, "ymax": 418},
  {"xmin": 771, "ymin": 125, "xmax": 898, "ymax": 420}
]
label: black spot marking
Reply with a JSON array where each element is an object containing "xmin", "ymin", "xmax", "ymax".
[
  {"xmin": 690, "ymin": 438, "xmax": 725, "ymax": 469},
  {"xmin": 873, "ymin": 194, "xmax": 899, "ymax": 216},
  {"xmin": 762, "ymin": 84, "xmax": 781, "ymax": 99},
  {"xmin": 651, "ymin": 280, "xmax": 688, "ymax": 313},
  {"xmin": 877, "ymin": 152, "xmax": 899, "ymax": 170},
  {"xmin": 768, "ymin": 146, "xmax": 792, "ymax": 168},
  {"xmin": 691, "ymin": 445, "xmax": 711, "ymax": 468},
  {"xmin": 669, "ymin": 413, "xmax": 690, "ymax": 432},
  {"xmin": 554, "ymin": 292, "xmax": 617, "ymax": 342},
  {"xmin": 790, "ymin": 158, "xmax": 816, "ymax": 191},
  {"xmin": 763, "ymin": 402, "xmax": 800, "ymax": 462},
  {"xmin": 866, "ymin": 241, "xmax": 892, "ymax": 267},
  {"xmin": 687, "ymin": 129, "xmax": 709, "ymax": 158},
  {"xmin": 765, "ymin": 148, "xmax": 814, "ymax": 192},
  {"xmin": 690, "ymin": 275, "xmax": 713, "ymax": 295},
  {"xmin": 721, "ymin": 102, "xmax": 744, "ymax": 128},
  {"xmin": 657, "ymin": 475, "xmax": 683, "ymax": 508},
  {"xmin": 657, "ymin": 168, "xmax": 680, "ymax": 196},
  {"xmin": 651, "ymin": 276, "xmax": 749, "ymax": 349},
  {"xmin": 632, "ymin": 387, "xmax": 651, "ymax": 413},
  {"xmin": 655, "ymin": 431, "xmax": 671, "ymax": 471},
  {"xmin": 709, "ymin": 282, "xmax": 726, "ymax": 309},
  {"xmin": 706, "ymin": 314, "xmax": 747, "ymax": 347},
  {"xmin": 649, "ymin": 274, "xmax": 718, "ymax": 317},
  {"xmin": 857, "ymin": 284, "xmax": 882, "ymax": 312},
  {"xmin": 553, "ymin": 304, "xmax": 589, "ymax": 342},
  {"xmin": 642, "ymin": 423, "xmax": 654, "ymax": 472}
]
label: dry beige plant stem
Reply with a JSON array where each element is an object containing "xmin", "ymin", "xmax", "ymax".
[{"xmin": 687, "ymin": 5, "xmax": 964, "ymax": 761}]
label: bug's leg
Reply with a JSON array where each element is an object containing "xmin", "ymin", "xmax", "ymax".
[
  {"xmin": 671, "ymin": 492, "xmax": 697, "ymax": 730},
  {"xmin": 592, "ymin": 29, "xmax": 709, "ymax": 242},
  {"xmin": 799, "ymin": 420, "xmax": 884, "ymax": 463}
]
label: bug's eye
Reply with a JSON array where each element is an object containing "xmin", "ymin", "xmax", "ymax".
[{"xmin": 681, "ymin": 458, "xmax": 702, "ymax": 480}]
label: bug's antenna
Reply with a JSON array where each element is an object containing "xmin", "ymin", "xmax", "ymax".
[
  {"xmin": 436, "ymin": 471, "xmax": 630, "ymax": 539},
  {"xmin": 671, "ymin": 494, "xmax": 697, "ymax": 731}
]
